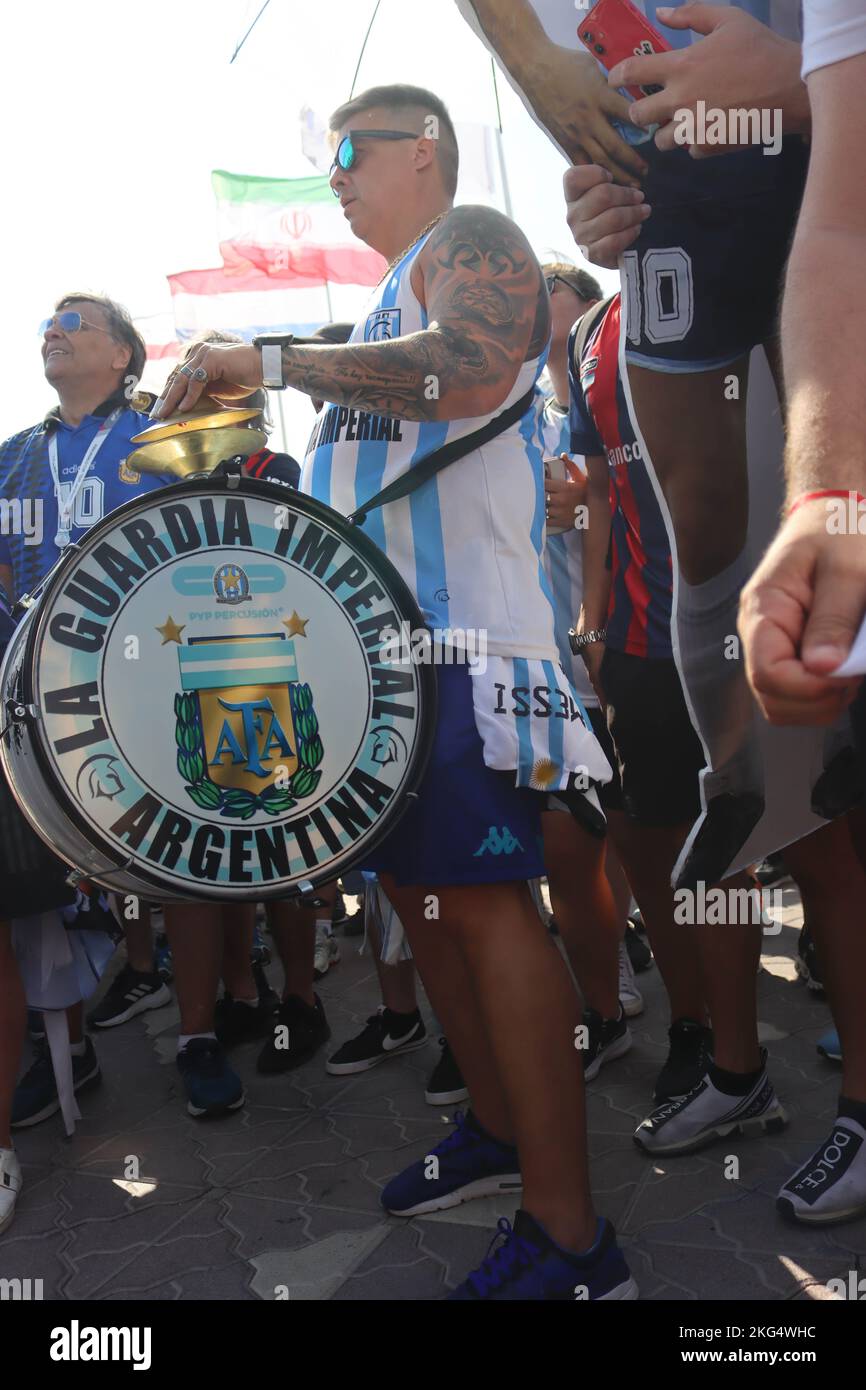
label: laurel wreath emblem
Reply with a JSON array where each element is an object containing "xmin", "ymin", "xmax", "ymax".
[{"xmin": 174, "ymin": 684, "xmax": 323, "ymax": 820}]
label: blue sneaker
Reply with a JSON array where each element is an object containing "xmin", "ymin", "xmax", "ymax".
[
  {"xmin": 817, "ymin": 1029, "xmax": 842, "ymax": 1063},
  {"xmin": 447, "ymin": 1210, "xmax": 638, "ymax": 1301},
  {"xmin": 176, "ymin": 1038, "xmax": 245, "ymax": 1118},
  {"xmin": 12, "ymin": 1038, "xmax": 101, "ymax": 1128},
  {"xmin": 381, "ymin": 1110, "xmax": 521, "ymax": 1216}
]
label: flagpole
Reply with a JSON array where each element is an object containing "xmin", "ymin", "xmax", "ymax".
[
  {"xmin": 490, "ymin": 59, "xmax": 514, "ymax": 221},
  {"xmin": 275, "ymin": 390, "xmax": 289, "ymax": 455},
  {"xmin": 324, "ymin": 280, "xmax": 334, "ymax": 321}
]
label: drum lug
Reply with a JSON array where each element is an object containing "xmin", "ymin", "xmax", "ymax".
[
  {"xmin": 65, "ymin": 869, "xmax": 87, "ymax": 890},
  {"xmin": 5, "ymin": 699, "xmax": 39, "ymax": 723},
  {"xmin": 294, "ymin": 879, "xmax": 327, "ymax": 908}
]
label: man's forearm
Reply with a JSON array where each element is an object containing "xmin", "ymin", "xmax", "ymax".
[
  {"xmin": 461, "ymin": 0, "xmax": 552, "ymax": 86},
  {"xmin": 782, "ymin": 58, "xmax": 866, "ymax": 501},
  {"xmin": 280, "ymin": 327, "xmax": 489, "ymax": 422},
  {"xmin": 783, "ymin": 231, "xmax": 866, "ymax": 499}
]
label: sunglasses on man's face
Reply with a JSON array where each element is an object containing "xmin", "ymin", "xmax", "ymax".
[
  {"xmin": 545, "ymin": 274, "xmax": 581, "ymax": 297},
  {"xmin": 330, "ymin": 130, "xmax": 420, "ymax": 194},
  {"xmin": 40, "ymin": 310, "xmax": 112, "ymax": 338}
]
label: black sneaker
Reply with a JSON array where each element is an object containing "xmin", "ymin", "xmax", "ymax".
[
  {"xmin": 582, "ymin": 1007, "xmax": 632, "ymax": 1082},
  {"xmin": 12, "ymin": 1038, "xmax": 101, "ymax": 1128},
  {"xmin": 654, "ymin": 1018, "xmax": 714, "ymax": 1103},
  {"xmin": 331, "ymin": 889, "xmax": 348, "ymax": 927},
  {"xmin": 256, "ymin": 994, "xmax": 330, "ymax": 1075},
  {"xmin": 87, "ymin": 964, "xmax": 171, "ymax": 1029},
  {"xmin": 326, "ymin": 1007, "xmax": 426, "ymax": 1075},
  {"xmin": 624, "ymin": 919, "xmax": 653, "ymax": 974},
  {"xmin": 796, "ymin": 926, "xmax": 824, "ymax": 993},
  {"xmin": 215, "ymin": 992, "xmax": 279, "ymax": 1049},
  {"xmin": 425, "ymin": 1038, "xmax": 470, "ymax": 1105}
]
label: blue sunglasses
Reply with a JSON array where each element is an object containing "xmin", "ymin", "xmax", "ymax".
[
  {"xmin": 330, "ymin": 130, "xmax": 420, "ymax": 195},
  {"xmin": 40, "ymin": 310, "xmax": 112, "ymax": 337}
]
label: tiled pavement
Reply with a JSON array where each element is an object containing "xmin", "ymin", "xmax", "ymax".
[{"xmin": 2, "ymin": 887, "xmax": 864, "ymax": 1301}]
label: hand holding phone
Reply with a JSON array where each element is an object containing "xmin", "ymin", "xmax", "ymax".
[{"xmin": 578, "ymin": 0, "xmax": 672, "ymax": 102}]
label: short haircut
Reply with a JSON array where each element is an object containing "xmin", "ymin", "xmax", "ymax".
[
  {"xmin": 309, "ymin": 322, "xmax": 354, "ymax": 345},
  {"xmin": 329, "ymin": 84, "xmax": 459, "ymax": 198},
  {"xmin": 541, "ymin": 261, "xmax": 603, "ymax": 306},
  {"xmin": 55, "ymin": 291, "xmax": 146, "ymax": 385}
]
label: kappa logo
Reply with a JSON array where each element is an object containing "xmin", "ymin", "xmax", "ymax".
[
  {"xmin": 365, "ymin": 308, "xmax": 401, "ymax": 342},
  {"xmin": 473, "ymin": 826, "xmax": 524, "ymax": 857}
]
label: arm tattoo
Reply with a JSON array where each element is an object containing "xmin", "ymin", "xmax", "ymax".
[{"xmin": 283, "ymin": 204, "xmax": 547, "ymax": 422}]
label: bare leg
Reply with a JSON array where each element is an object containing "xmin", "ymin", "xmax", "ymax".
[
  {"xmin": 163, "ymin": 903, "xmax": 223, "ymax": 1035},
  {"xmin": 543, "ymin": 811, "xmax": 619, "ymax": 1019},
  {"xmin": 383, "ymin": 877, "xmax": 595, "ymax": 1251},
  {"xmin": 365, "ymin": 914, "xmax": 419, "ymax": 1015},
  {"xmin": 220, "ymin": 904, "xmax": 257, "ymax": 1000},
  {"xmin": 0, "ymin": 922, "xmax": 26, "ymax": 1147},
  {"xmin": 785, "ymin": 816, "xmax": 866, "ymax": 1102},
  {"xmin": 608, "ymin": 814, "xmax": 706, "ymax": 1023},
  {"xmin": 123, "ymin": 905, "xmax": 153, "ymax": 974},
  {"xmin": 268, "ymin": 884, "xmax": 336, "ymax": 1006},
  {"xmin": 693, "ymin": 872, "xmax": 762, "ymax": 1073}
]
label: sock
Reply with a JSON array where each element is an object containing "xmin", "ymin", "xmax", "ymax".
[
  {"xmin": 709, "ymin": 1058, "xmax": 764, "ymax": 1096},
  {"xmin": 837, "ymin": 1096, "xmax": 866, "ymax": 1127},
  {"xmin": 177, "ymin": 1032, "xmax": 216, "ymax": 1054},
  {"xmin": 69, "ymin": 1039, "xmax": 87, "ymax": 1058},
  {"xmin": 677, "ymin": 552, "xmax": 765, "ymax": 797}
]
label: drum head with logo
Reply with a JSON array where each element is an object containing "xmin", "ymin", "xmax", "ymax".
[{"xmin": 13, "ymin": 478, "xmax": 435, "ymax": 900}]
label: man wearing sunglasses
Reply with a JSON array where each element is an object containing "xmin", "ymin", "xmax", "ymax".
[
  {"xmin": 0, "ymin": 291, "xmax": 170, "ymax": 1131},
  {"xmin": 0, "ymin": 292, "xmax": 167, "ymax": 608},
  {"xmin": 152, "ymin": 81, "xmax": 634, "ymax": 1302}
]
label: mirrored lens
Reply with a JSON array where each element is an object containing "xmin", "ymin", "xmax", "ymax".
[
  {"xmin": 337, "ymin": 135, "xmax": 355, "ymax": 170},
  {"xmin": 39, "ymin": 311, "xmax": 82, "ymax": 336}
]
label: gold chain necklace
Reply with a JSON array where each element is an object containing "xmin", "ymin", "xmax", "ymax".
[{"xmin": 380, "ymin": 212, "xmax": 447, "ymax": 283}]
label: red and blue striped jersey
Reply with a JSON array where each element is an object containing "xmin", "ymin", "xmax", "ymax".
[{"xmin": 568, "ymin": 296, "xmax": 673, "ymax": 659}]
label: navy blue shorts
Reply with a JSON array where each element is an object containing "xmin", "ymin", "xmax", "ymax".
[
  {"xmin": 625, "ymin": 138, "xmax": 809, "ymax": 373},
  {"xmin": 363, "ymin": 665, "xmax": 545, "ymax": 888}
]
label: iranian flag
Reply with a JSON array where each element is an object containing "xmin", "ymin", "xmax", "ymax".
[{"xmin": 213, "ymin": 168, "xmax": 385, "ymax": 285}]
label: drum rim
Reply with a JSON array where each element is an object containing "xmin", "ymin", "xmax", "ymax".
[{"xmin": 18, "ymin": 474, "xmax": 438, "ymax": 899}]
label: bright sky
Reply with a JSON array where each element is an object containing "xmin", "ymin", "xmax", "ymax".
[{"xmin": 3, "ymin": 0, "xmax": 618, "ymax": 453}]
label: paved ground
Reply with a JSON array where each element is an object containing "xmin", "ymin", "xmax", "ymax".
[{"xmin": 2, "ymin": 885, "xmax": 864, "ymax": 1302}]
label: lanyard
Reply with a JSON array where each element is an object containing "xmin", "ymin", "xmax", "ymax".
[{"xmin": 47, "ymin": 409, "xmax": 123, "ymax": 549}]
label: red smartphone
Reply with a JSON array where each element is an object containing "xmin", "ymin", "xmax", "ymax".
[{"xmin": 577, "ymin": 0, "xmax": 672, "ymax": 101}]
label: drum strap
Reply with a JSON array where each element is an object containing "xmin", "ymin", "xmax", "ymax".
[{"xmin": 346, "ymin": 385, "xmax": 536, "ymax": 526}]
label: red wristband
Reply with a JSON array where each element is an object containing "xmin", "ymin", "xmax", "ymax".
[{"xmin": 787, "ymin": 489, "xmax": 866, "ymax": 517}]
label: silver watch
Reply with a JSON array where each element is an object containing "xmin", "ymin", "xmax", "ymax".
[
  {"xmin": 568, "ymin": 627, "xmax": 607, "ymax": 655},
  {"xmin": 253, "ymin": 333, "xmax": 294, "ymax": 390}
]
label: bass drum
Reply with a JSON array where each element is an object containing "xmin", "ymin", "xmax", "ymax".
[{"xmin": 0, "ymin": 476, "xmax": 436, "ymax": 902}]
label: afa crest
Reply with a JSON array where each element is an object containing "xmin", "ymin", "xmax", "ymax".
[{"xmin": 174, "ymin": 631, "xmax": 323, "ymax": 819}]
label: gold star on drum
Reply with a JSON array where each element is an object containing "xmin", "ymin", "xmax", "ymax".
[{"xmin": 0, "ymin": 418, "xmax": 435, "ymax": 901}]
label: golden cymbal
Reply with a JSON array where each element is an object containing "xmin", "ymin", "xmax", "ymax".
[
  {"xmin": 128, "ymin": 398, "xmax": 266, "ymax": 477},
  {"xmin": 128, "ymin": 424, "xmax": 267, "ymax": 478}
]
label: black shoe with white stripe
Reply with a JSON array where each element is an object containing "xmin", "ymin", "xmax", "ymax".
[
  {"xmin": 87, "ymin": 964, "xmax": 171, "ymax": 1028},
  {"xmin": 635, "ymin": 1052, "xmax": 786, "ymax": 1156},
  {"xmin": 326, "ymin": 1007, "xmax": 426, "ymax": 1075}
]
